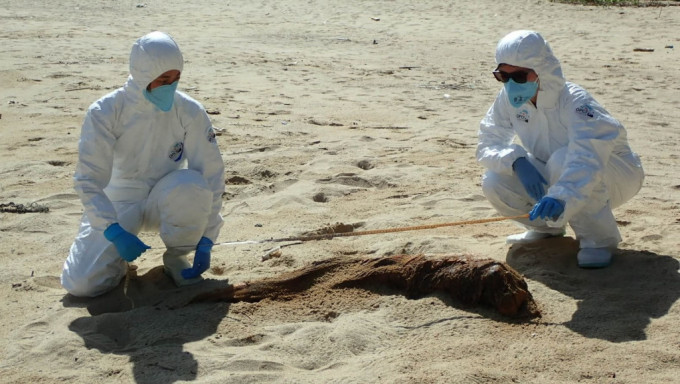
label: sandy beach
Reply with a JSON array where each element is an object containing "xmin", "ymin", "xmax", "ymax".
[{"xmin": 1, "ymin": 0, "xmax": 679, "ymax": 382}]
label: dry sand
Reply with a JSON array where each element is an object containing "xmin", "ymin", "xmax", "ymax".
[{"xmin": 1, "ymin": 0, "xmax": 679, "ymax": 383}]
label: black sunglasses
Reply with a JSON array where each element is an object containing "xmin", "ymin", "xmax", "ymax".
[{"xmin": 492, "ymin": 69, "xmax": 532, "ymax": 84}]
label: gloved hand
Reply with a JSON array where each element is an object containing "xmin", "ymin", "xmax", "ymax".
[
  {"xmin": 181, "ymin": 236, "xmax": 213, "ymax": 279},
  {"xmin": 513, "ymin": 157, "xmax": 547, "ymax": 202},
  {"xmin": 103, "ymin": 223, "xmax": 151, "ymax": 262},
  {"xmin": 529, "ymin": 197, "xmax": 565, "ymax": 221}
]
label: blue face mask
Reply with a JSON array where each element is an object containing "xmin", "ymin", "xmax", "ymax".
[
  {"xmin": 144, "ymin": 81, "xmax": 179, "ymax": 112},
  {"xmin": 504, "ymin": 79, "xmax": 538, "ymax": 108}
]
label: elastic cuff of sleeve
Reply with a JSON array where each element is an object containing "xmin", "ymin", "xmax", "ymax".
[
  {"xmin": 103, "ymin": 223, "xmax": 124, "ymax": 241},
  {"xmin": 198, "ymin": 236, "xmax": 214, "ymax": 249},
  {"xmin": 512, "ymin": 157, "xmax": 526, "ymax": 171}
]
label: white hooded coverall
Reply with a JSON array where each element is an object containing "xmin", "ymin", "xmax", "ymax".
[
  {"xmin": 61, "ymin": 32, "xmax": 225, "ymax": 297},
  {"xmin": 478, "ymin": 30, "xmax": 644, "ymax": 249}
]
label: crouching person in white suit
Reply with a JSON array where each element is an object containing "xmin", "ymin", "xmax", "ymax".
[
  {"xmin": 478, "ymin": 30, "xmax": 644, "ymax": 268},
  {"xmin": 61, "ymin": 31, "xmax": 225, "ymax": 297}
]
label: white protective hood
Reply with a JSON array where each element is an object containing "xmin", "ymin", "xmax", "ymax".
[
  {"xmin": 128, "ymin": 31, "xmax": 184, "ymax": 92},
  {"xmin": 495, "ymin": 30, "xmax": 566, "ymax": 109}
]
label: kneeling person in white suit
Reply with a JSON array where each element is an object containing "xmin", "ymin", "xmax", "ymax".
[
  {"xmin": 477, "ymin": 30, "xmax": 644, "ymax": 268},
  {"xmin": 61, "ymin": 31, "xmax": 225, "ymax": 297}
]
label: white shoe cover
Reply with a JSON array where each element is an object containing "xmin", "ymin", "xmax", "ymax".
[
  {"xmin": 577, "ymin": 247, "xmax": 612, "ymax": 268},
  {"xmin": 163, "ymin": 249, "xmax": 204, "ymax": 286},
  {"xmin": 506, "ymin": 230, "xmax": 565, "ymax": 244}
]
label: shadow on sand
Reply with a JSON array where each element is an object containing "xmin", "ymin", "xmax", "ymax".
[
  {"xmin": 62, "ymin": 266, "xmax": 232, "ymax": 384},
  {"xmin": 506, "ymin": 236, "xmax": 680, "ymax": 342}
]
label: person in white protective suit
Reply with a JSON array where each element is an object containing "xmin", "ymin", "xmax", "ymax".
[
  {"xmin": 477, "ymin": 30, "xmax": 644, "ymax": 268},
  {"xmin": 61, "ymin": 31, "xmax": 225, "ymax": 297}
]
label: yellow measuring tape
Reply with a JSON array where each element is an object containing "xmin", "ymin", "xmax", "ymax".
[
  {"xmin": 261, "ymin": 213, "xmax": 531, "ymax": 243},
  {"xmin": 151, "ymin": 213, "xmax": 530, "ymax": 250}
]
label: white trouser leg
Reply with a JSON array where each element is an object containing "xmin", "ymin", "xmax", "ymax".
[
  {"xmin": 142, "ymin": 169, "xmax": 213, "ymax": 249},
  {"xmin": 143, "ymin": 169, "xmax": 213, "ymax": 284},
  {"xmin": 551, "ymin": 150, "xmax": 644, "ymax": 249},
  {"xmin": 481, "ymin": 154, "xmax": 564, "ymax": 235},
  {"xmin": 61, "ymin": 202, "xmax": 144, "ymax": 297},
  {"xmin": 61, "ymin": 169, "xmax": 215, "ymax": 296}
]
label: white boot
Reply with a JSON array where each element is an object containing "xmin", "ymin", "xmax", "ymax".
[
  {"xmin": 163, "ymin": 248, "xmax": 203, "ymax": 286},
  {"xmin": 577, "ymin": 247, "xmax": 613, "ymax": 268},
  {"xmin": 506, "ymin": 230, "xmax": 565, "ymax": 244}
]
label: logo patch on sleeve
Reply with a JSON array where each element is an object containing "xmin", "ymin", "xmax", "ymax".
[
  {"xmin": 207, "ymin": 128, "xmax": 217, "ymax": 143},
  {"xmin": 575, "ymin": 104, "xmax": 595, "ymax": 118},
  {"xmin": 169, "ymin": 142, "xmax": 184, "ymax": 162},
  {"xmin": 516, "ymin": 109, "xmax": 530, "ymax": 123}
]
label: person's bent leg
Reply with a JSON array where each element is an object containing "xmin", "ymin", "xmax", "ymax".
[
  {"xmin": 144, "ymin": 169, "xmax": 213, "ymax": 286},
  {"xmin": 482, "ymin": 169, "xmax": 565, "ymax": 244},
  {"xmin": 604, "ymin": 152, "xmax": 644, "ymax": 210},
  {"xmin": 569, "ymin": 188, "xmax": 620, "ymax": 268},
  {"xmin": 567, "ymin": 154, "xmax": 642, "ymax": 268},
  {"xmin": 546, "ymin": 149, "xmax": 615, "ymax": 267},
  {"xmin": 61, "ymin": 217, "xmax": 128, "ymax": 297},
  {"xmin": 555, "ymin": 150, "xmax": 642, "ymax": 268},
  {"xmin": 62, "ymin": 199, "xmax": 146, "ymax": 297}
]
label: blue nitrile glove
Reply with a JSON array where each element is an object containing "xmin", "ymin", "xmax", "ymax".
[
  {"xmin": 513, "ymin": 157, "xmax": 548, "ymax": 202},
  {"xmin": 529, "ymin": 197, "xmax": 565, "ymax": 221},
  {"xmin": 103, "ymin": 223, "xmax": 151, "ymax": 262},
  {"xmin": 181, "ymin": 236, "xmax": 213, "ymax": 279}
]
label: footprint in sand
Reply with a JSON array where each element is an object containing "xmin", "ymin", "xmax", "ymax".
[{"xmin": 356, "ymin": 159, "xmax": 375, "ymax": 170}]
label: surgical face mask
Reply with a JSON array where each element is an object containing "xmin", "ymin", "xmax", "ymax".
[
  {"xmin": 504, "ymin": 79, "xmax": 538, "ymax": 108},
  {"xmin": 143, "ymin": 81, "xmax": 179, "ymax": 112}
]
